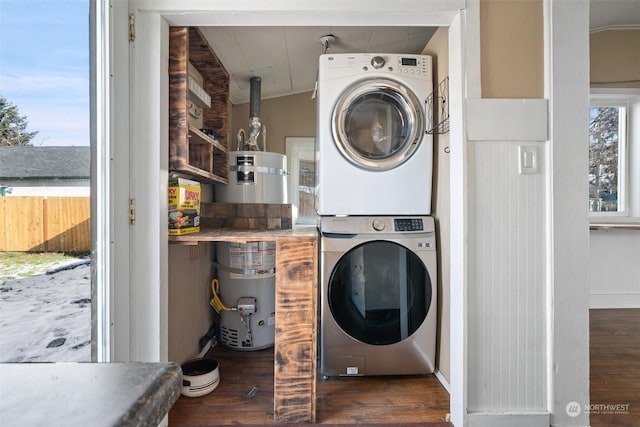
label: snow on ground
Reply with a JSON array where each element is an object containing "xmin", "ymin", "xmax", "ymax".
[{"xmin": 0, "ymin": 261, "xmax": 91, "ymax": 363}]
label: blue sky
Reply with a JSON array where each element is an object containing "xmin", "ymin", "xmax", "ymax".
[{"xmin": 0, "ymin": 0, "xmax": 89, "ymax": 146}]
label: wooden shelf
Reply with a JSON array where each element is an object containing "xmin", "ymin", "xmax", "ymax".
[
  {"xmin": 169, "ymin": 27, "xmax": 229, "ymax": 184},
  {"xmin": 188, "ymin": 127, "xmax": 227, "ymax": 152},
  {"xmin": 168, "ymin": 226, "xmax": 318, "ymax": 245}
]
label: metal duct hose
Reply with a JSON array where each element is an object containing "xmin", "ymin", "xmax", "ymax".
[
  {"xmin": 237, "ymin": 76, "xmax": 266, "ymax": 151},
  {"xmin": 249, "ymin": 76, "xmax": 261, "ymax": 118}
]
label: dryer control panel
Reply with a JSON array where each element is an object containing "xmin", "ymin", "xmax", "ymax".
[
  {"xmin": 396, "ymin": 56, "xmax": 430, "ymax": 76},
  {"xmin": 322, "ymin": 53, "xmax": 432, "ymax": 78}
]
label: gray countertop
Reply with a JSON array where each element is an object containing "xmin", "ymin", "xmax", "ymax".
[{"xmin": 0, "ymin": 362, "xmax": 182, "ymax": 427}]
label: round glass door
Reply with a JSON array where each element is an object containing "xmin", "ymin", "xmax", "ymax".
[
  {"xmin": 332, "ymin": 79, "xmax": 425, "ymax": 171},
  {"xmin": 328, "ymin": 240, "xmax": 431, "ymax": 345}
]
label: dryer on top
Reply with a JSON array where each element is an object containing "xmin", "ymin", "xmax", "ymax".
[{"xmin": 316, "ymin": 53, "xmax": 434, "ymax": 216}]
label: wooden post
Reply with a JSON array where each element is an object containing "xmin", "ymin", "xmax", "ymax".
[{"xmin": 273, "ymin": 237, "xmax": 317, "ymax": 423}]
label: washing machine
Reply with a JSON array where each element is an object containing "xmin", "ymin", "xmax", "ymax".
[
  {"xmin": 316, "ymin": 53, "xmax": 434, "ymax": 216},
  {"xmin": 320, "ymin": 215, "xmax": 437, "ymax": 377}
]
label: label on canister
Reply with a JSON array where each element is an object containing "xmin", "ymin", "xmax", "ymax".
[{"xmin": 228, "ymin": 241, "xmax": 276, "ymax": 278}]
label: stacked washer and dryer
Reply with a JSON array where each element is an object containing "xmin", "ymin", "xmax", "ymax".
[{"xmin": 316, "ymin": 53, "xmax": 438, "ymax": 377}]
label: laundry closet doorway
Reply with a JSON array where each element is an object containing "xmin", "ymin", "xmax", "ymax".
[
  {"xmin": 107, "ymin": 1, "xmax": 599, "ymax": 426},
  {"xmin": 111, "ymin": 0, "xmax": 469, "ymax": 423}
]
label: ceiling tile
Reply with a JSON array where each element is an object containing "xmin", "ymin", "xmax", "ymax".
[
  {"xmin": 328, "ymin": 27, "xmax": 374, "ymax": 50},
  {"xmin": 199, "ymin": 27, "xmax": 237, "ymax": 47},
  {"xmin": 200, "ymin": 26, "xmax": 436, "ymax": 104}
]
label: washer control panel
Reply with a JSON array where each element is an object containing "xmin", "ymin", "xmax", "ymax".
[
  {"xmin": 372, "ymin": 218, "xmax": 386, "ymax": 231},
  {"xmin": 394, "ymin": 218, "xmax": 424, "ymax": 232},
  {"xmin": 321, "ymin": 216, "xmax": 434, "ymax": 234}
]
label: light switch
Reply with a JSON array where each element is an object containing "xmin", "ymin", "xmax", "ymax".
[{"xmin": 519, "ymin": 145, "xmax": 538, "ymax": 174}]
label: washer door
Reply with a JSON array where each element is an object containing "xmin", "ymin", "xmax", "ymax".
[
  {"xmin": 332, "ymin": 78, "xmax": 425, "ymax": 171},
  {"xmin": 328, "ymin": 240, "xmax": 431, "ymax": 345}
]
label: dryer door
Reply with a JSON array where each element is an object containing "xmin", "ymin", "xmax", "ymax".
[
  {"xmin": 332, "ymin": 78, "xmax": 425, "ymax": 171},
  {"xmin": 328, "ymin": 240, "xmax": 431, "ymax": 345}
]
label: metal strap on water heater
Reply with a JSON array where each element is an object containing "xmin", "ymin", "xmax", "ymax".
[
  {"xmin": 213, "ymin": 261, "xmax": 275, "ymax": 276},
  {"xmin": 229, "ymin": 164, "xmax": 289, "ymax": 176}
]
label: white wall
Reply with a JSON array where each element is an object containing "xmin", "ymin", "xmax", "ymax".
[
  {"xmin": 168, "ymin": 243, "xmax": 214, "ymax": 363},
  {"xmin": 589, "ymin": 229, "xmax": 640, "ymax": 308},
  {"xmin": 2, "ymin": 180, "xmax": 90, "ymax": 197},
  {"xmin": 422, "ymin": 25, "xmax": 451, "ymax": 384}
]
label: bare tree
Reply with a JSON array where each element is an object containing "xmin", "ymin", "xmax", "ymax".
[{"xmin": 589, "ymin": 106, "xmax": 619, "ymax": 211}]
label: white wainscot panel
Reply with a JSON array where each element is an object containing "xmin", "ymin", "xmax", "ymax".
[
  {"xmin": 467, "ymin": 140, "xmax": 548, "ymax": 413},
  {"xmin": 589, "ymin": 228, "xmax": 640, "ymax": 308}
]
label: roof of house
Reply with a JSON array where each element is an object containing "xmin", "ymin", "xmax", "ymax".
[{"xmin": 0, "ymin": 146, "xmax": 90, "ymax": 180}]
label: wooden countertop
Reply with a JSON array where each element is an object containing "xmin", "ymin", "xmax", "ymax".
[{"xmin": 169, "ymin": 226, "xmax": 318, "ymax": 244}]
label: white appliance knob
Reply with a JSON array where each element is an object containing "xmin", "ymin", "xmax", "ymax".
[
  {"xmin": 372, "ymin": 219, "xmax": 385, "ymax": 231},
  {"xmin": 371, "ymin": 56, "xmax": 385, "ymax": 69}
]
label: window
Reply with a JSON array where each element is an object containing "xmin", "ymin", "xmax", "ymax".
[
  {"xmin": 0, "ymin": 0, "xmax": 93, "ymax": 362},
  {"xmin": 285, "ymin": 137, "xmax": 317, "ymax": 225},
  {"xmin": 589, "ymin": 90, "xmax": 640, "ymax": 220},
  {"xmin": 589, "ymin": 104, "xmax": 626, "ymax": 213}
]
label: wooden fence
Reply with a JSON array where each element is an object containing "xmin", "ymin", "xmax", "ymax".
[{"xmin": 0, "ymin": 197, "xmax": 90, "ymax": 253}]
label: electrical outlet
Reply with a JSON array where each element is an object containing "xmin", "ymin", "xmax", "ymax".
[{"xmin": 519, "ymin": 145, "xmax": 538, "ymax": 174}]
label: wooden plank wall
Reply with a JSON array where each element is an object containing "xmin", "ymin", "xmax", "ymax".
[
  {"xmin": 0, "ymin": 197, "xmax": 90, "ymax": 253},
  {"xmin": 168, "ymin": 26, "xmax": 189, "ymax": 172}
]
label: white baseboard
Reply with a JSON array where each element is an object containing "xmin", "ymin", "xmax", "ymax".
[
  {"xmin": 589, "ymin": 292, "xmax": 640, "ymax": 309},
  {"xmin": 434, "ymin": 369, "xmax": 450, "ymax": 393},
  {"xmin": 467, "ymin": 412, "xmax": 550, "ymax": 427}
]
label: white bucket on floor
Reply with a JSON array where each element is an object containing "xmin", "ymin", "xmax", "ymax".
[{"xmin": 181, "ymin": 358, "xmax": 220, "ymax": 397}]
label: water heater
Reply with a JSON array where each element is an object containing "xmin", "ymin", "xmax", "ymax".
[{"xmin": 215, "ymin": 241, "xmax": 276, "ymax": 351}]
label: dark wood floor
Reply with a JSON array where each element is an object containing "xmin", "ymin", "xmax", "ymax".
[
  {"xmin": 168, "ymin": 347, "xmax": 450, "ymax": 426},
  {"xmin": 589, "ymin": 309, "xmax": 640, "ymax": 427},
  {"xmin": 169, "ymin": 309, "xmax": 640, "ymax": 426}
]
